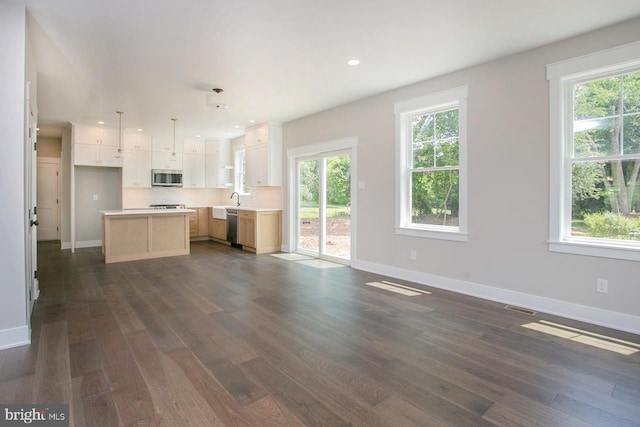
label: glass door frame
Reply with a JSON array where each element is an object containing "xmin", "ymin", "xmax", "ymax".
[{"xmin": 287, "ymin": 137, "xmax": 358, "ymax": 265}]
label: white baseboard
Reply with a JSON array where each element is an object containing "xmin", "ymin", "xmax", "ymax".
[
  {"xmin": 61, "ymin": 241, "xmax": 71, "ymax": 250},
  {"xmin": 352, "ymin": 258, "xmax": 640, "ymax": 335},
  {"xmin": 0, "ymin": 325, "xmax": 30, "ymax": 350},
  {"xmin": 75, "ymin": 240, "xmax": 102, "ymax": 248}
]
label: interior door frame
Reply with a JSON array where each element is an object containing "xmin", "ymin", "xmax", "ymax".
[
  {"xmin": 287, "ymin": 137, "xmax": 358, "ymax": 264},
  {"xmin": 25, "ymin": 81, "xmax": 39, "ymax": 322}
]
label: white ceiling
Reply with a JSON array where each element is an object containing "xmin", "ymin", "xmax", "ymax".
[{"xmin": 17, "ymin": 0, "xmax": 640, "ymax": 140}]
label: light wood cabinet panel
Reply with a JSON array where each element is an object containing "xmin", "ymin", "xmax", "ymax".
[
  {"xmin": 188, "ymin": 207, "xmax": 211, "ymax": 240},
  {"xmin": 238, "ymin": 210, "xmax": 281, "ymax": 254},
  {"xmin": 208, "ymin": 217, "xmax": 227, "ymax": 241},
  {"xmin": 238, "ymin": 211, "xmax": 256, "ymax": 248},
  {"xmin": 197, "ymin": 208, "xmax": 209, "ymax": 236}
]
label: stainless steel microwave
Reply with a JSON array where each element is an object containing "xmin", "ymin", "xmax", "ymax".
[{"xmin": 152, "ymin": 169, "xmax": 183, "ymax": 187}]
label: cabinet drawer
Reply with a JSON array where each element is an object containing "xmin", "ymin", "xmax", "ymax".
[{"xmin": 239, "ymin": 211, "xmax": 256, "ymax": 219}]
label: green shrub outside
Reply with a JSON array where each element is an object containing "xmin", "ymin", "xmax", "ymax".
[{"xmin": 583, "ymin": 212, "xmax": 640, "ymax": 239}]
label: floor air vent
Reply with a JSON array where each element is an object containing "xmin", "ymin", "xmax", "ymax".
[{"xmin": 504, "ymin": 305, "xmax": 537, "ymax": 316}]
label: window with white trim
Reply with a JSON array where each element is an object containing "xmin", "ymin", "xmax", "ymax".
[
  {"xmin": 395, "ymin": 86, "xmax": 468, "ymax": 241},
  {"xmin": 547, "ymin": 41, "xmax": 640, "ymax": 261},
  {"xmin": 234, "ymin": 149, "xmax": 249, "ymax": 194}
]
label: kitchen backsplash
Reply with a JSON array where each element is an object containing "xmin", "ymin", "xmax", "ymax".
[{"xmin": 122, "ymin": 186, "xmax": 282, "ymax": 209}]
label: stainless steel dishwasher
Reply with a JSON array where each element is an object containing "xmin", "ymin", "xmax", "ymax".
[{"xmin": 226, "ymin": 208, "xmax": 239, "ymax": 246}]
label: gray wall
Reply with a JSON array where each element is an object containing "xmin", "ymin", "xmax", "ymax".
[
  {"xmin": 75, "ymin": 166, "xmax": 122, "ymax": 242},
  {"xmin": 0, "ymin": 2, "xmax": 28, "ymax": 343},
  {"xmin": 283, "ymin": 18, "xmax": 640, "ymax": 330}
]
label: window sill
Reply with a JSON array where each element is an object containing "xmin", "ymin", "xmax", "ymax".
[
  {"xmin": 395, "ymin": 226, "xmax": 468, "ymax": 242},
  {"xmin": 548, "ymin": 238, "xmax": 640, "ymax": 262}
]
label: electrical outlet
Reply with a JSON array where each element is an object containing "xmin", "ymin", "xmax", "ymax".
[
  {"xmin": 93, "ymin": 194, "xmax": 99, "ymax": 201},
  {"xmin": 410, "ymin": 250, "xmax": 417, "ymax": 260},
  {"xmin": 596, "ymin": 278, "xmax": 609, "ymax": 294}
]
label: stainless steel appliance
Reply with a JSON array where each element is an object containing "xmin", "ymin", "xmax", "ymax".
[
  {"xmin": 226, "ymin": 208, "xmax": 239, "ymax": 246},
  {"xmin": 149, "ymin": 204, "xmax": 186, "ymax": 209},
  {"xmin": 152, "ymin": 169, "xmax": 183, "ymax": 187}
]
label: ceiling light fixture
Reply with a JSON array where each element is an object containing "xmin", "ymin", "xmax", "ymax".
[
  {"xmin": 206, "ymin": 88, "xmax": 229, "ymax": 110},
  {"xmin": 116, "ymin": 111, "xmax": 124, "ymax": 158},
  {"xmin": 171, "ymin": 118, "xmax": 178, "ymax": 159},
  {"xmin": 347, "ymin": 59, "xmax": 360, "ymax": 66}
]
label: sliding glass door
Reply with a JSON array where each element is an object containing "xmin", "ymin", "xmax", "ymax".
[{"xmin": 296, "ymin": 151, "xmax": 351, "ymax": 263}]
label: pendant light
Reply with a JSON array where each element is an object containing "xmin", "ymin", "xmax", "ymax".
[
  {"xmin": 116, "ymin": 111, "xmax": 124, "ymax": 158},
  {"xmin": 170, "ymin": 118, "xmax": 178, "ymax": 161}
]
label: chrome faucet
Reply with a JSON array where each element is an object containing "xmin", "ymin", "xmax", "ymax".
[{"xmin": 230, "ymin": 191, "xmax": 240, "ymax": 206}]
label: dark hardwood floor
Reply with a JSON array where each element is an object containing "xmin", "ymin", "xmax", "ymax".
[{"xmin": 1, "ymin": 241, "xmax": 639, "ymax": 426}]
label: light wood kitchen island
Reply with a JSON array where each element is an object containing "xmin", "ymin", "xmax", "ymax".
[{"xmin": 101, "ymin": 208, "xmax": 195, "ymax": 263}]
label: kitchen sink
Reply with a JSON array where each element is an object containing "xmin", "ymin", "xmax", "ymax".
[{"xmin": 212, "ymin": 206, "xmax": 228, "ymax": 220}]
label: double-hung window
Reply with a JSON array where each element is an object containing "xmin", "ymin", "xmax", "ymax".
[
  {"xmin": 395, "ymin": 86, "xmax": 468, "ymax": 241},
  {"xmin": 548, "ymin": 41, "xmax": 640, "ymax": 261}
]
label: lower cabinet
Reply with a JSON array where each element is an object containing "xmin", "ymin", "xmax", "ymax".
[
  {"xmin": 188, "ymin": 208, "xmax": 211, "ymax": 240},
  {"xmin": 208, "ymin": 217, "xmax": 228, "ymax": 241},
  {"xmin": 238, "ymin": 210, "xmax": 281, "ymax": 254},
  {"xmin": 238, "ymin": 211, "xmax": 256, "ymax": 248}
]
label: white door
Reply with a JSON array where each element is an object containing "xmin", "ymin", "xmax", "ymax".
[
  {"xmin": 25, "ymin": 82, "xmax": 39, "ymax": 315},
  {"xmin": 37, "ymin": 158, "xmax": 60, "ymax": 241},
  {"xmin": 295, "ymin": 150, "xmax": 352, "ymax": 264}
]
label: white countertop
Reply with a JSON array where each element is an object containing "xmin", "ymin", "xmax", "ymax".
[
  {"xmin": 217, "ymin": 206, "xmax": 282, "ymax": 212},
  {"xmin": 102, "ymin": 208, "xmax": 196, "ymax": 216}
]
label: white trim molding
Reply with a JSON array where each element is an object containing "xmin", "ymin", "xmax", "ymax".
[
  {"xmin": 352, "ymin": 258, "xmax": 640, "ymax": 335},
  {"xmin": 286, "ymin": 137, "xmax": 358, "ymax": 261},
  {"xmin": 395, "ymin": 85, "xmax": 468, "ymax": 242},
  {"xmin": 75, "ymin": 239, "xmax": 102, "ymax": 249},
  {"xmin": 547, "ymin": 41, "xmax": 640, "ymax": 261},
  {"xmin": 0, "ymin": 325, "xmax": 30, "ymax": 350}
]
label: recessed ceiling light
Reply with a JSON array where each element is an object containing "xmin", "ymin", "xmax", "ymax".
[
  {"xmin": 98, "ymin": 121, "xmax": 105, "ymax": 125},
  {"xmin": 137, "ymin": 128, "xmax": 143, "ymax": 132},
  {"xmin": 196, "ymin": 134, "xmax": 201, "ymax": 138},
  {"xmin": 234, "ymin": 125, "xmax": 240, "ymax": 129},
  {"xmin": 249, "ymin": 119, "xmax": 255, "ymax": 123},
  {"xmin": 347, "ymin": 59, "xmax": 360, "ymax": 66}
]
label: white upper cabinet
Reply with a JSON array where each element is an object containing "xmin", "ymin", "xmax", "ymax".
[
  {"xmin": 244, "ymin": 122, "xmax": 282, "ymax": 187},
  {"xmin": 205, "ymin": 139, "xmax": 232, "ymax": 188},
  {"xmin": 183, "ymin": 138, "xmax": 205, "ymax": 154},
  {"xmin": 182, "ymin": 138, "xmax": 206, "ymax": 187},
  {"xmin": 183, "ymin": 153, "xmax": 206, "ymax": 188},
  {"xmin": 152, "ymin": 135, "xmax": 183, "ymax": 153},
  {"xmin": 123, "ymin": 132, "xmax": 153, "ymax": 151},
  {"xmin": 73, "ymin": 124, "xmax": 123, "ymax": 167},
  {"xmin": 122, "ymin": 149, "xmax": 152, "ymax": 188},
  {"xmin": 75, "ymin": 125, "xmax": 119, "ymax": 147},
  {"xmin": 152, "ymin": 151, "xmax": 183, "ymax": 170}
]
